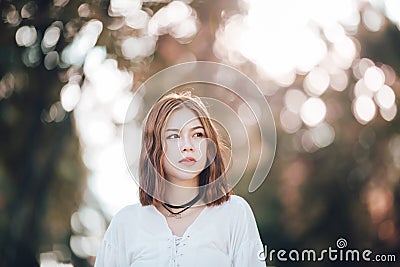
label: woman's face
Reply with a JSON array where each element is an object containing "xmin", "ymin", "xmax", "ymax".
[{"xmin": 162, "ymin": 107, "xmax": 208, "ymax": 185}]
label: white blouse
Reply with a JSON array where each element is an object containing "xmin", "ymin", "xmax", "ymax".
[{"xmin": 95, "ymin": 195, "xmax": 266, "ymax": 267}]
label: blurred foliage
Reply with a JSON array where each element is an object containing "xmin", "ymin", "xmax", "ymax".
[
  {"xmin": 236, "ymin": 25, "xmax": 400, "ymax": 267},
  {"xmin": 0, "ymin": 0, "xmax": 400, "ymax": 267},
  {"xmin": 0, "ymin": 0, "xmax": 90, "ymax": 266}
]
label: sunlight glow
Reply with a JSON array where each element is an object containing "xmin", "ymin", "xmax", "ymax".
[
  {"xmin": 21, "ymin": 2, "xmax": 37, "ymax": 19},
  {"xmin": 78, "ymin": 3, "xmax": 91, "ymax": 18},
  {"xmin": 44, "ymin": 51, "xmax": 60, "ymax": 70},
  {"xmin": 42, "ymin": 26, "xmax": 61, "ymax": 49},
  {"xmin": 323, "ymin": 22, "xmax": 346, "ymax": 43},
  {"xmin": 304, "ymin": 67, "xmax": 330, "ymax": 96},
  {"xmin": 375, "ymin": 85, "xmax": 395, "ymax": 109},
  {"xmin": 4, "ymin": 5, "xmax": 21, "ymax": 26},
  {"xmin": 109, "ymin": 0, "xmax": 142, "ymax": 17},
  {"xmin": 60, "ymin": 83, "xmax": 81, "ymax": 112},
  {"xmin": 73, "ymin": 44, "xmax": 138, "ymax": 218},
  {"xmin": 79, "ymin": 116, "xmax": 116, "ymax": 147},
  {"xmin": 43, "ymin": 101, "xmax": 66, "ymax": 123},
  {"xmin": 300, "ymin": 97, "xmax": 327, "ymax": 127},
  {"xmin": 380, "ymin": 105, "xmax": 397, "ymax": 122},
  {"xmin": 362, "ymin": 6, "xmax": 384, "ymax": 32},
  {"xmin": 311, "ymin": 122, "xmax": 335, "ymax": 148},
  {"xmin": 384, "ymin": 0, "xmax": 400, "ymax": 29},
  {"xmin": 126, "ymin": 9, "xmax": 149, "ymax": 29},
  {"xmin": 111, "ymin": 92, "xmax": 137, "ymax": 124},
  {"xmin": 88, "ymin": 142, "xmax": 139, "ymax": 216},
  {"xmin": 70, "ymin": 235, "xmax": 99, "ymax": 258},
  {"xmin": 280, "ymin": 108, "xmax": 302, "ymax": 134},
  {"xmin": 40, "ymin": 252, "xmax": 74, "ymax": 267},
  {"xmin": 148, "ymin": 1, "xmax": 199, "ymax": 43},
  {"xmin": 353, "ymin": 58, "xmax": 375, "ymax": 79},
  {"xmin": 15, "ymin": 26, "xmax": 37, "ymax": 47},
  {"xmin": 353, "ymin": 96, "xmax": 376, "ymax": 124},
  {"xmin": 354, "ymin": 79, "xmax": 374, "ymax": 98},
  {"xmin": 71, "ymin": 207, "xmax": 105, "ymax": 236},
  {"xmin": 331, "ymin": 36, "xmax": 357, "ymax": 69},
  {"xmin": 301, "ymin": 130, "xmax": 318, "ymax": 152},
  {"xmin": 62, "ymin": 20, "xmax": 103, "ymax": 66},
  {"xmin": 380, "ymin": 64, "xmax": 396, "ymax": 85},
  {"xmin": 215, "ymin": 0, "xmax": 361, "ymax": 85},
  {"xmin": 329, "ymin": 69, "xmax": 348, "ymax": 91},
  {"xmin": 84, "ymin": 54, "xmax": 133, "ymax": 103},
  {"xmin": 121, "ymin": 36, "xmax": 157, "ymax": 60},
  {"xmin": 364, "ymin": 66, "xmax": 385, "ymax": 92},
  {"xmin": 284, "ymin": 89, "xmax": 307, "ymax": 113}
]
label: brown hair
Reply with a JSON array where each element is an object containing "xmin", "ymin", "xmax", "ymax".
[{"xmin": 138, "ymin": 91, "xmax": 232, "ymax": 206}]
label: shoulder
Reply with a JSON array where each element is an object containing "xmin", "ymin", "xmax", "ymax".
[
  {"xmin": 108, "ymin": 203, "xmax": 144, "ymax": 226},
  {"xmin": 225, "ymin": 195, "xmax": 253, "ymax": 210},
  {"xmin": 103, "ymin": 203, "xmax": 145, "ymax": 241},
  {"xmin": 217, "ymin": 195, "xmax": 262, "ymax": 238},
  {"xmin": 218, "ymin": 195, "xmax": 255, "ymax": 217},
  {"xmin": 114, "ymin": 202, "xmax": 142, "ymax": 216}
]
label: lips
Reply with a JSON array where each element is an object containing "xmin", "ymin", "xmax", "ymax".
[{"xmin": 179, "ymin": 157, "xmax": 197, "ymax": 166}]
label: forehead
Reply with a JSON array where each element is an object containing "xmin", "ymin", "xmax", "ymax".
[{"xmin": 164, "ymin": 107, "xmax": 203, "ymax": 129}]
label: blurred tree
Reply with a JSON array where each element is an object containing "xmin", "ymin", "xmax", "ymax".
[
  {"xmin": 0, "ymin": 0, "xmax": 204, "ymax": 265},
  {"xmin": 0, "ymin": 0, "xmax": 91, "ymax": 266},
  {"xmin": 235, "ymin": 21, "xmax": 400, "ymax": 267}
]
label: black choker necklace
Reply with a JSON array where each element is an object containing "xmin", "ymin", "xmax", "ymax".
[
  {"xmin": 161, "ymin": 192, "xmax": 202, "ymax": 219},
  {"xmin": 163, "ymin": 192, "xmax": 202, "ymax": 209}
]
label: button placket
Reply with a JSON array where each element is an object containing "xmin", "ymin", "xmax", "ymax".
[
  {"xmin": 167, "ymin": 237, "xmax": 175, "ymax": 266},
  {"xmin": 168, "ymin": 235, "xmax": 191, "ymax": 266},
  {"xmin": 170, "ymin": 236, "xmax": 178, "ymax": 267}
]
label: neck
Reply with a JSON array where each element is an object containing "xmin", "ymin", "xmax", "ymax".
[{"xmin": 164, "ymin": 176, "xmax": 201, "ymax": 206}]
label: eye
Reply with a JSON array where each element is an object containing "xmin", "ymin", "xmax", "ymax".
[
  {"xmin": 167, "ymin": 133, "xmax": 179, "ymax": 139},
  {"xmin": 193, "ymin": 132, "xmax": 205, "ymax": 138}
]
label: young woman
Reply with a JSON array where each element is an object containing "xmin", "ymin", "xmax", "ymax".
[{"xmin": 95, "ymin": 91, "xmax": 266, "ymax": 266}]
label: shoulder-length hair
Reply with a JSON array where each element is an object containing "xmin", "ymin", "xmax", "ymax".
[{"xmin": 139, "ymin": 91, "xmax": 232, "ymax": 206}]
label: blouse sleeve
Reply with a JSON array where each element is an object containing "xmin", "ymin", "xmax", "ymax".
[
  {"xmin": 94, "ymin": 205, "xmax": 139, "ymax": 267},
  {"xmin": 94, "ymin": 209, "xmax": 124, "ymax": 267},
  {"xmin": 233, "ymin": 239, "xmax": 266, "ymax": 267},
  {"xmin": 94, "ymin": 239, "xmax": 117, "ymax": 267},
  {"xmin": 231, "ymin": 197, "xmax": 266, "ymax": 267}
]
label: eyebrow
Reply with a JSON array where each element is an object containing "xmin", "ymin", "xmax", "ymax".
[{"xmin": 166, "ymin": 126, "xmax": 204, "ymax": 132}]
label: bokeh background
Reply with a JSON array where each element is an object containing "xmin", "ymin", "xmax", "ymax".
[{"xmin": 1, "ymin": 0, "xmax": 399, "ymax": 266}]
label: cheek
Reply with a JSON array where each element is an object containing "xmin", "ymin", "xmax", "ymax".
[
  {"xmin": 163, "ymin": 142, "xmax": 181, "ymax": 166},
  {"xmin": 204, "ymin": 139, "xmax": 217, "ymax": 165},
  {"xmin": 162, "ymin": 154, "xmax": 175, "ymax": 176},
  {"xmin": 198, "ymin": 140, "xmax": 208, "ymax": 165},
  {"xmin": 200, "ymin": 141, "xmax": 207, "ymax": 154},
  {"xmin": 162, "ymin": 143, "xmax": 168, "ymax": 158}
]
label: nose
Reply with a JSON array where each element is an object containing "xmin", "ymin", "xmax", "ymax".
[{"xmin": 179, "ymin": 136, "xmax": 194, "ymax": 152}]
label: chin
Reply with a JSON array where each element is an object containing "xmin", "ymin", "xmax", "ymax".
[
  {"xmin": 177, "ymin": 173, "xmax": 200, "ymax": 181},
  {"xmin": 167, "ymin": 171, "xmax": 200, "ymax": 183}
]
